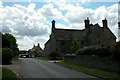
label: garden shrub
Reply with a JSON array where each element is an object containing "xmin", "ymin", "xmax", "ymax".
[
  {"xmin": 2, "ymin": 48, "xmax": 14, "ymax": 64},
  {"xmin": 112, "ymin": 47, "xmax": 120, "ymax": 61},
  {"xmin": 76, "ymin": 46, "xmax": 111, "ymax": 56}
]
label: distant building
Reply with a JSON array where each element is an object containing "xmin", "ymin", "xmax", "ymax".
[
  {"xmin": 29, "ymin": 43, "xmax": 43, "ymax": 57},
  {"xmin": 19, "ymin": 50, "xmax": 29, "ymax": 58},
  {"xmin": 44, "ymin": 18, "xmax": 116, "ymax": 57}
]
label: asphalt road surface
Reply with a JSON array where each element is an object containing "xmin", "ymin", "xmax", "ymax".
[{"xmin": 4, "ymin": 58, "xmax": 103, "ymax": 79}]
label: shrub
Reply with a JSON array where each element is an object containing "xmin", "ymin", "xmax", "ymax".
[
  {"xmin": 49, "ymin": 51, "xmax": 58, "ymax": 60},
  {"xmin": 112, "ymin": 47, "xmax": 120, "ymax": 61},
  {"xmin": 76, "ymin": 46, "xmax": 111, "ymax": 56},
  {"xmin": 48, "ymin": 49, "xmax": 61, "ymax": 60},
  {"xmin": 2, "ymin": 48, "xmax": 14, "ymax": 64}
]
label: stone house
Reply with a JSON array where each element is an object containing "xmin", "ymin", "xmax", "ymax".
[
  {"xmin": 29, "ymin": 43, "xmax": 43, "ymax": 57},
  {"xmin": 44, "ymin": 18, "xmax": 116, "ymax": 57}
]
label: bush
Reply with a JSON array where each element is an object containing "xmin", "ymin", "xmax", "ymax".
[
  {"xmin": 112, "ymin": 47, "xmax": 120, "ymax": 61},
  {"xmin": 76, "ymin": 46, "xmax": 111, "ymax": 56},
  {"xmin": 49, "ymin": 52, "xmax": 58, "ymax": 60},
  {"xmin": 48, "ymin": 49, "xmax": 61, "ymax": 60},
  {"xmin": 2, "ymin": 48, "xmax": 14, "ymax": 64}
]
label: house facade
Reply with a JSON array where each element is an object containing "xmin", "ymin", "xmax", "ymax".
[
  {"xmin": 29, "ymin": 43, "xmax": 43, "ymax": 57},
  {"xmin": 44, "ymin": 18, "xmax": 116, "ymax": 57}
]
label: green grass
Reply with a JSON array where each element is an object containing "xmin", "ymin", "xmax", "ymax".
[
  {"xmin": 2, "ymin": 67, "xmax": 17, "ymax": 80},
  {"xmin": 36, "ymin": 57, "xmax": 49, "ymax": 61},
  {"xmin": 57, "ymin": 61, "xmax": 120, "ymax": 79}
]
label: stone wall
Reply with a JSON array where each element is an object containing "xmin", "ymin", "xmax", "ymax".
[{"xmin": 64, "ymin": 55, "xmax": 120, "ymax": 72}]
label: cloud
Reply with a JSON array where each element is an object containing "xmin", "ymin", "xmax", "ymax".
[
  {"xmin": 39, "ymin": 3, "xmax": 64, "ymax": 19},
  {"xmin": 0, "ymin": 3, "xmax": 51, "ymax": 50},
  {"xmin": 107, "ymin": 3, "xmax": 118, "ymax": 12},
  {"xmin": 55, "ymin": 23, "xmax": 69, "ymax": 29},
  {"xmin": 1, "ymin": 3, "xmax": 49, "ymax": 36},
  {"xmin": 69, "ymin": 23, "xmax": 85, "ymax": 29}
]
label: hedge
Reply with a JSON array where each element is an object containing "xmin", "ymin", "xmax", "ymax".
[
  {"xmin": 2, "ymin": 48, "xmax": 14, "ymax": 64},
  {"xmin": 76, "ymin": 46, "xmax": 111, "ymax": 56}
]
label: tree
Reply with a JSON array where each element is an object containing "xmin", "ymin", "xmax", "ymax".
[{"xmin": 2, "ymin": 33, "xmax": 19, "ymax": 56}]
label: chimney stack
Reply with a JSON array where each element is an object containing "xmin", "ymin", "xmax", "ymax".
[
  {"xmin": 84, "ymin": 17, "xmax": 90, "ymax": 28},
  {"xmin": 38, "ymin": 43, "xmax": 40, "ymax": 47},
  {"xmin": 52, "ymin": 20, "xmax": 55, "ymax": 32},
  {"xmin": 102, "ymin": 18, "xmax": 108, "ymax": 28},
  {"xmin": 52, "ymin": 20, "xmax": 55, "ymax": 28}
]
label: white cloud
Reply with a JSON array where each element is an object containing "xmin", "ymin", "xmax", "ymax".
[
  {"xmin": 69, "ymin": 23, "xmax": 85, "ymax": 29},
  {"xmin": 1, "ymin": 3, "xmax": 49, "ymax": 36},
  {"xmin": 55, "ymin": 23, "xmax": 69, "ymax": 29},
  {"xmin": 39, "ymin": 3, "xmax": 64, "ymax": 19},
  {"xmin": 107, "ymin": 3, "xmax": 118, "ymax": 12},
  {"xmin": 0, "ymin": 3, "xmax": 51, "ymax": 50}
]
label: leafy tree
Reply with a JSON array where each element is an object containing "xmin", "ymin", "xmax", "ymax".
[{"xmin": 2, "ymin": 33, "xmax": 19, "ymax": 56}]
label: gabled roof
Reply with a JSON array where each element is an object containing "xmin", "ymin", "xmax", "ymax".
[
  {"xmin": 103, "ymin": 27, "xmax": 116, "ymax": 39},
  {"xmin": 54, "ymin": 28, "xmax": 85, "ymax": 40},
  {"xmin": 89, "ymin": 23, "xmax": 116, "ymax": 40},
  {"xmin": 31, "ymin": 45, "xmax": 42, "ymax": 52}
]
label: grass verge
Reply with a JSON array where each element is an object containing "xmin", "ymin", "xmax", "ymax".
[
  {"xmin": 35, "ymin": 57, "xmax": 49, "ymax": 61},
  {"xmin": 57, "ymin": 61, "xmax": 120, "ymax": 79},
  {"xmin": 2, "ymin": 67, "xmax": 17, "ymax": 80},
  {"xmin": 12, "ymin": 56, "xmax": 19, "ymax": 61}
]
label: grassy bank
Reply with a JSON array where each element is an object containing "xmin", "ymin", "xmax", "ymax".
[
  {"xmin": 2, "ymin": 67, "xmax": 17, "ymax": 80},
  {"xmin": 12, "ymin": 56, "xmax": 19, "ymax": 61},
  {"xmin": 35, "ymin": 57, "xmax": 49, "ymax": 61},
  {"xmin": 57, "ymin": 61, "xmax": 120, "ymax": 79}
]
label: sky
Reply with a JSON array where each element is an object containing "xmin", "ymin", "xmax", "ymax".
[{"xmin": 0, "ymin": 0, "xmax": 120, "ymax": 50}]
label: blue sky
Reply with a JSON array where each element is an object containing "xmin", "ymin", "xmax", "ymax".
[{"xmin": 0, "ymin": 1, "xmax": 119, "ymax": 50}]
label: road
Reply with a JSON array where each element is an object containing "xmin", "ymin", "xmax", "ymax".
[{"xmin": 4, "ymin": 58, "xmax": 102, "ymax": 79}]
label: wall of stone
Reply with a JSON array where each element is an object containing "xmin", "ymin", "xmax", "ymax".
[{"xmin": 64, "ymin": 55, "xmax": 120, "ymax": 72}]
